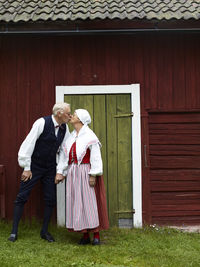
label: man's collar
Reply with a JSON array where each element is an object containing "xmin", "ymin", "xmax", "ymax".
[{"xmin": 52, "ymin": 115, "xmax": 59, "ymax": 127}]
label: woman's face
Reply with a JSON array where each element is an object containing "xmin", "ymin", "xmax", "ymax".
[{"xmin": 70, "ymin": 112, "xmax": 81, "ymax": 124}]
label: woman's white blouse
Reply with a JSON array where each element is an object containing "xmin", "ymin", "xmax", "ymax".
[{"xmin": 88, "ymin": 143, "xmax": 103, "ymax": 176}]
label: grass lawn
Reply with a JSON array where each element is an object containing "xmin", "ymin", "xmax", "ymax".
[{"xmin": 0, "ymin": 219, "xmax": 200, "ymax": 267}]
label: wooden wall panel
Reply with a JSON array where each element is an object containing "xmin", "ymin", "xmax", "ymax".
[
  {"xmin": 149, "ymin": 112, "xmax": 200, "ymax": 225},
  {"xmin": 1, "ymin": 33, "xmax": 200, "ymax": 223}
]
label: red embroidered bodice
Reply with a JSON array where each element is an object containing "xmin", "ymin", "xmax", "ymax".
[{"xmin": 68, "ymin": 142, "xmax": 90, "ymax": 164}]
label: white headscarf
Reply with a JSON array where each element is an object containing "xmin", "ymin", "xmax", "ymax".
[
  {"xmin": 63, "ymin": 109, "xmax": 101, "ymax": 165},
  {"xmin": 75, "ymin": 109, "xmax": 91, "ymax": 125}
]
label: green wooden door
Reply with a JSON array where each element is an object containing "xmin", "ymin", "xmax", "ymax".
[{"xmin": 64, "ymin": 94, "xmax": 132, "ymax": 227}]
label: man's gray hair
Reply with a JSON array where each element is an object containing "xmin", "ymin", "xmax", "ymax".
[{"xmin": 52, "ymin": 102, "xmax": 70, "ymax": 116}]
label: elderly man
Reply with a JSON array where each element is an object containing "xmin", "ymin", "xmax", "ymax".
[{"xmin": 8, "ymin": 103, "xmax": 71, "ymax": 242}]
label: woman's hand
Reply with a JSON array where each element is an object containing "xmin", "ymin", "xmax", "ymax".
[
  {"xmin": 89, "ymin": 175, "xmax": 96, "ymax": 187},
  {"xmin": 55, "ymin": 173, "xmax": 65, "ymax": 184}
]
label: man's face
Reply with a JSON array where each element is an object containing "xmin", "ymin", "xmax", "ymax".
[{"xmin": 59, "ymin": 107, "xmax": 71, "ymax": 124}]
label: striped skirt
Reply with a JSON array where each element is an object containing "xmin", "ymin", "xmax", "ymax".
[{"xmin": 66, "ymin": 163, "xmax": 99, "ymax": 231}]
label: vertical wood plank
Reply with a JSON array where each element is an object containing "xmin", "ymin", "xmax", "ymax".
[
  {"xmin": 0, "ymin": 37, "xmax": 18, "ymax": 219},
  {"xmin": 144, "ymin": 35, "xmax": 158, "ymax": 109},
  {"xmin": 27, "ymin": 37, "xmax": 42, "ymax": 220},
  {"xmin": 92, "ymin": 36, "xmax": 106, "ymax": 85},
  {"xmin": 157, "ymin": 35, "xmax": 173, "ymax": 110},
  {"xmin": 40, "ymin": 37, "xmax": 55, "ymax": 115},
  {"xmin": 172, "ymin": 34, "xmax": 186, "ymax": 109},
  {"xmin": 141, "ymin": 112, "xmax": 152, "ymax": 224},
  {"xmin": 194, "ymin": 35, "xmax": 200, "ymax": 108},
  {"xmin": 185, "ymin": 36, "xmax": 197, "ymax": 109},
  {"xmin": 117, "ymin": 94, "xmax": 132, "ymax": 219},
  {"xmin": 107, "ymin": 94, "xmax": 118, "ymax": 226},
  {"xmin": 93, "ymin": 95, "xmax": 108, "ymax": 194}
]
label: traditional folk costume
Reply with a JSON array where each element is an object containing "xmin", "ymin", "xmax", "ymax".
[
  {"xmin": 63, "ymin": 109, "xmax": 109, "ymax": 245},
  {"xmin": 8, "ymin": 115, "xmax": 69, "ymax": 242}
]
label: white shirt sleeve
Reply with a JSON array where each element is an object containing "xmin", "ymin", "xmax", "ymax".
[
  {"xmin": 88, "ymin": 143, "xmax": 103, "ymax": 176},
  {"xmin": 56, "ymin": 125, "xmax": 70, "ymax": 175},
  {"xmin": 18, "ymin": 118, "xmax": 45, "ymax": 171}
]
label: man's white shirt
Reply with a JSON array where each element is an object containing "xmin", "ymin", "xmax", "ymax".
[{"xmin": 18, "ymin": 115, "xmax": 70, "ymax": 174}]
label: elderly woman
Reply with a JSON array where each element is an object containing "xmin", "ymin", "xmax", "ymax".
[{"xmin": 62, "ymin": 109, "xmax": 109, "ymax": 245}]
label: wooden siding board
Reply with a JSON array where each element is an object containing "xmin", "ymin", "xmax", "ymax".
[
  {"xmin": 185, "ymin": 36, "xmax": 197, "ymax": 109},
  {"xmin": 149, "ymin": 112, "xmax": 200, "ymax": 226},
  {"xmin": 119, "ymin": 37, "xmax": 131, "ymax": 85},
  {"xmin": 157, "ymin": 35, "xmax": 173, "ymax": 110},
  {"xmin": 107, "ymin": 95, "xmax": 118, "ymax": 226},
  {"xmin": 144, "ymin": 36, "xmax": 158, "ymax": 109},
  {"xmin": 150, "ymin": 155, "xmax": 200, "ymax": 169},
  {"xmin": 149, "ymin": 112, "xmax": 200, "ymax": 123},
  {"xmin": 149, "ymin": 122, "xmax": 200, "ymax": 132},
  {"xmin": 172, "ymin": 34, "xmax": 186, "ymax": 109},
  {"xmin": 151, "ymin": 181, "xmax": 200, "ymax": 191},
  {"xmin": 141, "ymin": 113, "xmax": 152, "ymax": 224},
  {"xmin": 93, "ymin": 95, "xmax": 108, "ymax": 192},
  {"xmin": 117, "ymin": 94, "xmax": 132, "ymax": 219},
  {"xmin": 26, "ymin": 38, "xmax": 42, "ymax": 220},
  {"xmin": 194, "ymin": 36, "xmax": 200, "ymax": 107},
  {"xmin": 152, "ymin": 216, "xmax": 200, "ymax": 225},
  {"xmin": 40, "ymin": 37, "xmax": 55, "ymax": 115},
  {"xmin": 92, "ymin": 36, "xmax": 106, "ymax": 85},
  {"xmin": 0, "ymin": 38, "xmax": 18, "ymax": 218},
  {"xmin": 150, "ymin": 170, "xmax": 200, "ymax": 181},
  {"xmin": 149, "ymin": 145, "xmax": 200, "ymax": 156},
  {"xmin": 105, "ymin": 37, "xmax": 120, "ymax": 85}
]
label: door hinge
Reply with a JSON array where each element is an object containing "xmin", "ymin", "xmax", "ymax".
[
  {"xmin": 114, "ymin": 209, "xmax": 135, "ymax": 214},
  {"xmin": 114, "ymin": 112, "xmax": 134, "ymax": 118}
]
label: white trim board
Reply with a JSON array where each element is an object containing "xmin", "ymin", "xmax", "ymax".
[{"xmin": 56, "ymin": 84, "xmax": 142, "ymax": 228}]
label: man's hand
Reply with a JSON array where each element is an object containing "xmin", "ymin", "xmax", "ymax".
[
  {"xmin": 21, "ymin": 170, "xmax": 32, "ymax": 182},
  {"xmin": 55, "ymin": 173, "xmax": 65, "ymax": 184},
  {"xmin": 89, "ymin": 175, "xmax": 96, "ymax": 187}
]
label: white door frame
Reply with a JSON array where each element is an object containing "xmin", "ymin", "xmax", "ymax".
[{"xmin": 56, "ymin": 84, "xmax": 142, "ymax": 227}]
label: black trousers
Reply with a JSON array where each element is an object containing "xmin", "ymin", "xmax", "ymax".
[
  {"xmin": 11, "ymin": 163, "xmax": 57, "ymax": 235},
  {"xmin": 15, "ymin": 163, "xmax": 56, "ymax": 208}
]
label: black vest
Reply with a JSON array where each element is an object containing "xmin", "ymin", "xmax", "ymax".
[{"xmin": 31, "ymin": 116, "xmax": 66, "ymax": 168}]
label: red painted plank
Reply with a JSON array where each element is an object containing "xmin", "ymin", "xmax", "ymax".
[
  {"xmin": 150, "ymin": 155, "xmax": 200, "ymax": 169},
  {"xmin": 0, "ymin": 166, "xmax": 6, "ymax": 218},
  {"xmin": 152, "ymin": 210, "xmax": 200, "ymax": 216},
  {"xmin": 150, "ymin": 134, "xmax": 200, "ymax": 145},
  {"xmin": 149, "ymin": 112, "xmax": 200, "ymax": 123},
  {"xmin": 185, "ymin": 36, "xmax": 197, "ymax": 109},
  {"xmin": 152, "ymin": 216, "xmax": 200, "ymax": 225},
  {"xmin": 157, "ymin": 35, "xmax": 173, "ymax": 110},
  {"xmin": 172, "ymin": 34, "xmax": 186, "ymax": 109},
  {"xmin": 149, "ymin": 145, "xmax": 200, "ymax": 156},
  {"xmin": 143, "ymin": 36, "xmax": 158, "ymax": 109},
  {"xmin": 151, "ymin": 181, "xmax": 200, "ymax": 191},
  {"xmin": 150, "ymin": 169, "xmax": 200, "ymax": 181},
  {"xmin": 152, "ymin": 198, "xmax": 200, "ymax": 206}
]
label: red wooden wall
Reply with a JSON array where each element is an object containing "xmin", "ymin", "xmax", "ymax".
[{"xmin": 0, "ymin": 33, "xmax": 200, "ymax": 224}]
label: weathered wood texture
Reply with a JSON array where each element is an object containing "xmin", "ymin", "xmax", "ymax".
[
  {"xmin": 0, "ymin": 165, "xmax": 6, "ymax": 218},
  {"xmin": 149, "ymin": 112, "xmax": 200, "ymax": 225},
  {"xmin": 0, "ymin": 33, "xmax": 200, "ymax": 225},
  {"xmin": 64, "ymin": 94, "xmax": 132, "ymax": 226}
]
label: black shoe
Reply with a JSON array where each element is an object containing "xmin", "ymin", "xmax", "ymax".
[
  {"xmin": 8, "ymin": 234, "xmax": 18, "ymax": 242},
  {"xmin": 40, "ymin": 232, "xmax": 55, "ymax": 242},
  {"xmin": 92, "ymin": 238, "xmax": 100, "ymax": 245},
  {"xmin": 78, "ymin": 237, "xmax": 91, "ymax": 245}
]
